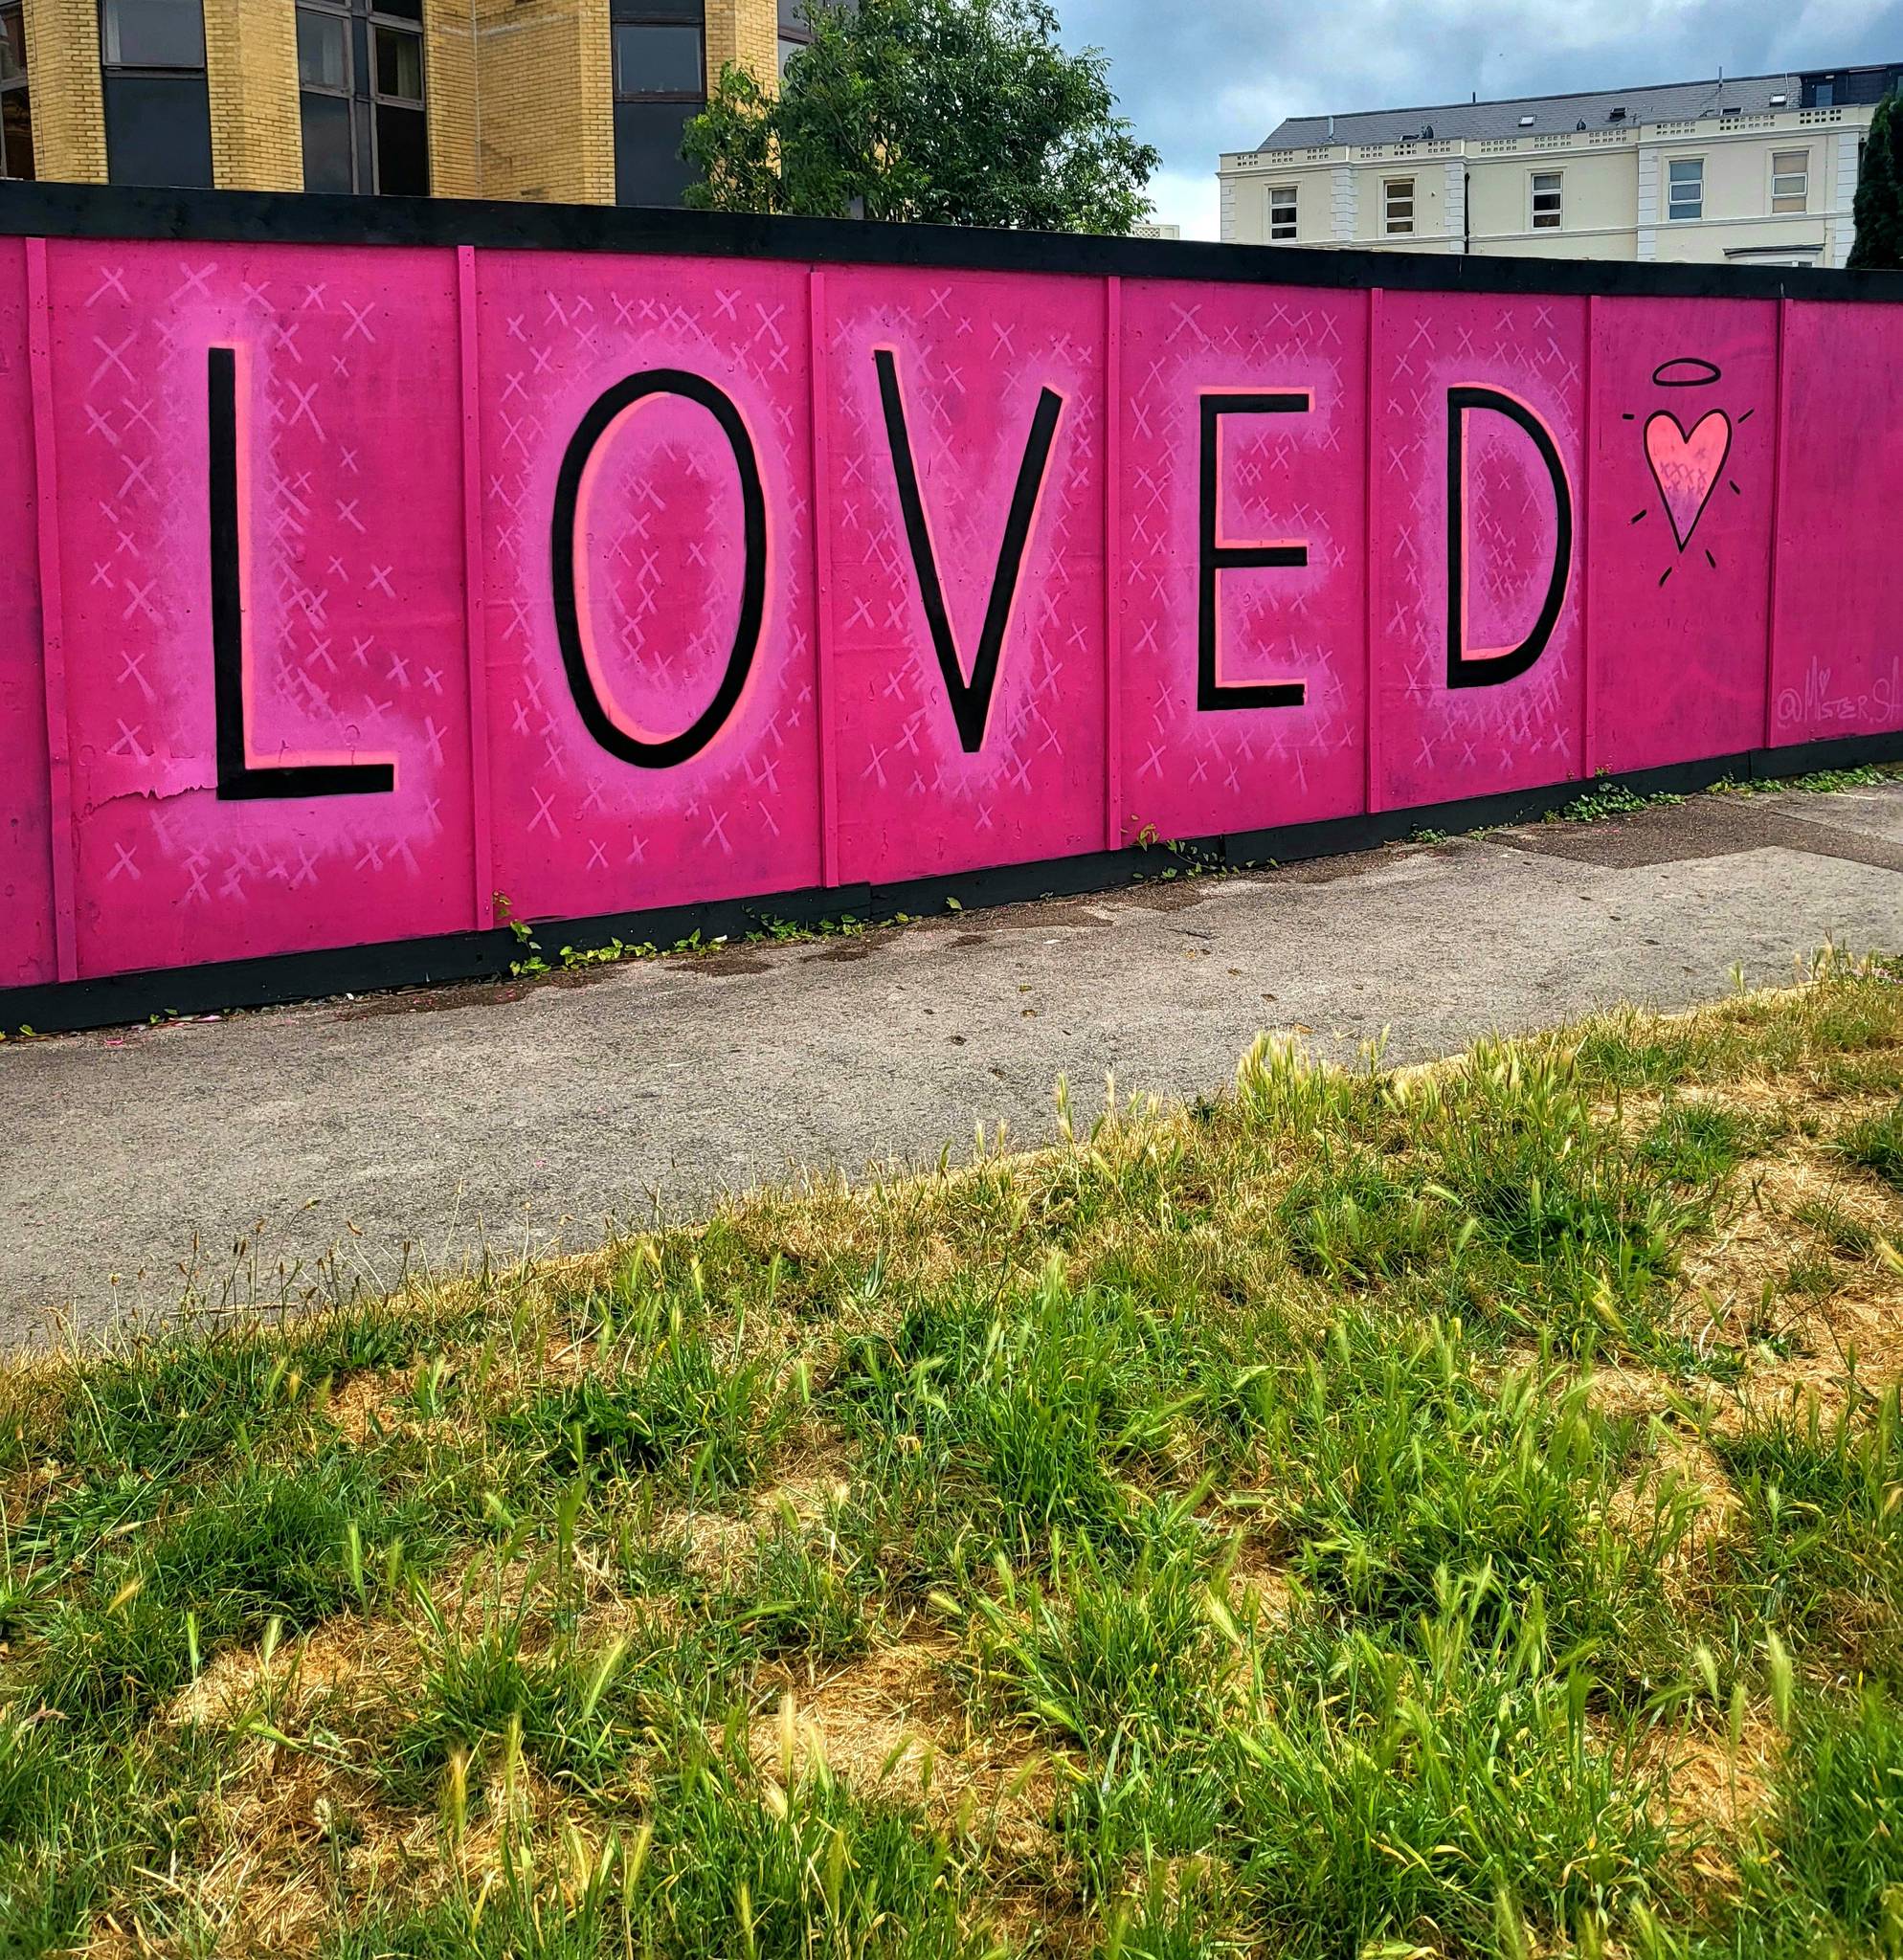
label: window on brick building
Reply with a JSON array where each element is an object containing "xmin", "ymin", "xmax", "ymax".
[
  {"xmin": 0, "ymin": 3, "xmax": 31, "ymax": 181},
  {"xmin": 297, "ymin": 0, "xmax": 429, "ymax": 197},
  {"xmin": 777, "ymin": 0, "xmax": 812, "ymax": 80},
  {"xmin": 612, "ymin": 0, "xmax": 705, "ymax": 207},
  {"xmin": 614, "ymin": 11, "xmax": 705, "ymax": 100},
  {"xmin": 99, "ymin": 0, "xmax": 213, "ymax": 188}
]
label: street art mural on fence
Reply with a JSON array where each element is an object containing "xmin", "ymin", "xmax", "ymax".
[{"xmin": 3, "ymin": 221, "xmax": 1901, "ymax": 998}]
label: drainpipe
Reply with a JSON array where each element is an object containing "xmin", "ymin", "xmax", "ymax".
[{"xmin": 468, "ymin": 0, "xmax": 482, "ymax": 196}]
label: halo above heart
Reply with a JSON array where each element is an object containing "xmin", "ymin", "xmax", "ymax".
[
  {"xmin": 1651, "ymin": 356, "xmax": 1723, "ymax": 390},
  {"xmin": 1623, "ymin": 355, "xmax": 1746, "ymax": 583}
]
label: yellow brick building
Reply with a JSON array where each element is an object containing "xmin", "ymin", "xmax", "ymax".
[{"xmin": 9, "ymin": 0, "xmax": 794, "ymax": 204}]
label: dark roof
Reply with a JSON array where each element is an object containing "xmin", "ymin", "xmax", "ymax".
[{"xmin": 1261, "ymin": 73, "xmax": 1802, "ymax": 149}]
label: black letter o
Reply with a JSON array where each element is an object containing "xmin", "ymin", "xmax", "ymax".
[{"xmin": 549, "ymin": 369, "xmax": 768, "ymax": 768}]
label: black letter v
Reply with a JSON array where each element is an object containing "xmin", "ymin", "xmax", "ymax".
[{"xmin": 875, "ymin": 347, "xmax": 1063, "ymax": 754}]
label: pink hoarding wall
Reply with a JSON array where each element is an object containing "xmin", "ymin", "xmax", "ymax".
[{"xmin": 3, "ymin": 207, "xmax": 1901, "ymax": 1013}]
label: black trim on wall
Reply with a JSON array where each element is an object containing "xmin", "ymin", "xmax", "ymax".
[
  {"xmin": 3, "ymin": 182, "xmax": 1903, "ymax": 304},
  {"xmin": 6, "ymin": 730, "xmax": 1898, "ymax": 1036}
]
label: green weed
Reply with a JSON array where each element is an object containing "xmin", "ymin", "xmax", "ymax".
[
  {"xmin": 29, "ymin": 1450, "xmax": 425, "ymax": 1720},
  {"xmin": 501, "ymin": 1326, "xmax": 799, "ymax": 1498}
]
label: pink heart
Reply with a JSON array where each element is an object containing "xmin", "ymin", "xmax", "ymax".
[{"xmin": 1645, "ymin": 410, "xmax": 1731, "ymax": 551}]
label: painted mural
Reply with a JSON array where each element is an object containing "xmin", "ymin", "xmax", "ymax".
[{"xmin": 3, "ymin": 228, "xmax": 1900, "ymax": 997}]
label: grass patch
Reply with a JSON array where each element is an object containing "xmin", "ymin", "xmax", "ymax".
[
  {"xmin": 1711, "ymin": 1383, "xmax": 1903, "ymax": 1663},
  {"xmin": 1, "ymin": 962, "xmax": 1900, "ymax": 1954},
  {"xmin": 1838, "ymin": 1101, "xmax": 1903, "ymax": 1192},
  {"xmin": 1725, "ymin": 1686, "xmax": 1903, "ymax": 1954},
  {"xmin": 380, "ymin": 1592, "xmax": 746, "ymax": 1806},
  {"xmin": 337, "ymin": 1745, "xmax": 1000, "ymax": 1959},
  {"xmin": 29, "ymin": 1449, "xmax": 433, "ymax": 1723},
  {"xmin": 1223, "ymin": 1590, "xmax": 1676, "ymax": 1954},
  {"xmin": 1268, "ymin": 1317, "xmax": 1699, "ymax": 1697}
]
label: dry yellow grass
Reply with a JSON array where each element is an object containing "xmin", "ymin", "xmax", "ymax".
[{"xmin": 11, "ymin": 963, "xmax": 1903, "ymax": 1958}]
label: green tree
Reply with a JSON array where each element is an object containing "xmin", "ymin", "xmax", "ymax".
[
  {"xmin": 1848, "ymin": 90, "xmax": 1903, "ymax": 270},
  {"xmin": 682, "ymin": 0, "xmax": 1160, "ymax": 234}
]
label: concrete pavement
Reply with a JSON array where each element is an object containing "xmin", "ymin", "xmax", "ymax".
[{"xmin": 7, "ymin": 779, "xmax": 1902, "ymax": 1340}]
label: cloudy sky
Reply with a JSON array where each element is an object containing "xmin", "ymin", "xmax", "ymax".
[{"xmin": 1058, "ymin": 0, "xmax": 1903, "ymax": 236}]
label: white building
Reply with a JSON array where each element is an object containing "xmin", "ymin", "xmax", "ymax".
[{"xmin": 1219, "ymin": 64, "xmax": 1900, "ymax": 267}]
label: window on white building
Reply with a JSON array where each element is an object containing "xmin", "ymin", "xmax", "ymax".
[
  {"xmin": 1667, "ymin": 156, "xmax": 1703, "ymax": 220},
  {"xmin": 1531, "ymin": 170, "xmax": 1562, "ymax": 229},
  {"xmin": 1771, "ymin": 148, "xmax": 1809, "ymax": 212},
  {"xmin": 1268, "ymin": 184, "xmax": 1297, "ymax": 239},
  {"xmin": 1384, "ymin": 176, "xmax": 1414, "ymax": 234}
]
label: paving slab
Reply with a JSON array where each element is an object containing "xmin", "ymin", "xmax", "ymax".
[
  {"xmin": 6, "ymin": 781, "xmax": 1901, "ymax": 1341},
  {"xmin": 1770, "ymin": 785, "xmax": 1903, "ymax": 849}
]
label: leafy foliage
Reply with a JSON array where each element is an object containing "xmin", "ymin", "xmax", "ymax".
[
  {"xmin": 682, "ymin": 0, "xmax": 1159, "ymax": 232},
  {"xmin": 1850, "ymin": 90, "xmax": 1903, "ymax": 271}
]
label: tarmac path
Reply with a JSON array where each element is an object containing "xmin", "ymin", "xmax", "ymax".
[{"xmin": 6, "ymin": 780, "xmax": 1901, "ymax": 1339}]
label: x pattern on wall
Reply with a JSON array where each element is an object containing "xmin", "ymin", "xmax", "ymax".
[{"xmin": 3, "ymin": 233, "xmax": 1900, "ymax": 994}]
